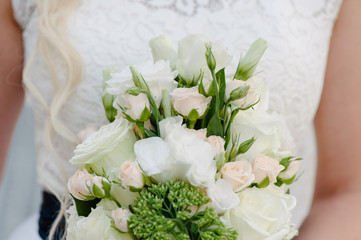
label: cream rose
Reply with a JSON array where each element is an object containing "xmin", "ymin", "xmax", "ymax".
[
  {"xmin": 171, "ymin": 87, "xmax": 211, "ymax": 118},
  {"xmin": 252, "ymin": 154, "xmax": 284, "ymax": 184},
  {"xmin": 119, "ymin": 161, "xmax": 144, "ymax": 190},
  {"xmin": 221, "ymin": 160, "xmax": 255, "ymax": 192},
  {"xmin": 225, "ymin": 76, "xmax": 267, "ymax": 110},
  {"xmin": 278, "ymin": 160, "xmax": 301, "ymax": 180},
  {"xmin": 112, "ymin": 208, "xmax": 132, "ymax": 233},
  {"xmin": 67, "ymin": 169, "xmax": 93, "ymax": 200},
  {"xmin": 70, "ymin": 118, "xmax": 137, "ymax": 175},
  {"xmin": 222, "ymin": 186, "xmax": 297, "ymax": 240},
  {"xmin": 118, "ymin": 93, "xmax": 150, "ymax": 121},
  {"xmin": 207, "ymin": 135, "xmax": 225, "ymax": 153}
]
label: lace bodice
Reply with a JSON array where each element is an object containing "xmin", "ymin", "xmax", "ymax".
[{"xmin": 13, "ymin": 0, "xmax": 342, "ymax": 226}]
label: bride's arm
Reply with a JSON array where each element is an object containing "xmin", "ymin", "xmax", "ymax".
[
  {"xmin": 0, "ymin": 0, "xmax": 24, "ymax": 182},
  {"xmin": 297, "ymin": 0, "xmax": 361, "ymax": 239}
]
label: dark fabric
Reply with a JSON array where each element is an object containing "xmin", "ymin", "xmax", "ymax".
[{"xmin": 38, "ymin": 191, "xmax": 65, "ymax": 240}]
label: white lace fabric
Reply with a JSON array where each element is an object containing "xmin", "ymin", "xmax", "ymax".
[{"xmin": 12, "ymin": 0, "xmax": 342, "ymax": 226}]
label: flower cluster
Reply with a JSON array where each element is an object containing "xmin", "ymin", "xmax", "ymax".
[{"xmin": 66, "ymin": 34, "xmax": 301, "ymax": 240}]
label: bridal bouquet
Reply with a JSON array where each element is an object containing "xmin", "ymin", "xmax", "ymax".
[{"xmin": 66, "ymin": 34, "xmax": 300, "ymax": 240}]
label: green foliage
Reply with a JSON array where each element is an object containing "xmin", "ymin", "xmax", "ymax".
[
  {"xmin": 128, "ymin": 181, "xmax": 237, "ymax": 240},
  {"xmin": 72, "ymin": 196, "xmax": 101, "ymax": 217},
  {"xmin": 102, "ymin": 69, "xmax": 118, "ymax": 122}
]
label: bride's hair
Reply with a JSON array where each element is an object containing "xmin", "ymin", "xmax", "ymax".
[{"xmin": 24, "ymin": 0, "xmax": 82, "ymax": 239}]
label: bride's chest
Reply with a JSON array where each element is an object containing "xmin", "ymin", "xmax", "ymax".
[{"xmin": 24, "ymin": 0, "xmax": 341, "ymax": 143}]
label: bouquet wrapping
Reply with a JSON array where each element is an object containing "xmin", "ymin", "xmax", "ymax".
[{"xmin": 66, "ymin": 34, "xmax": 301, "ymax": 240}]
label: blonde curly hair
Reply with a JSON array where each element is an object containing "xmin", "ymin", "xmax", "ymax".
[{"xmin": 23, "ymin": 0, "xmax": 82, "ymax": 239}]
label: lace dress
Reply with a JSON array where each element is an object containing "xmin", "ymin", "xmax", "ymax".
[{"xmin": 9, "ymin": 0, "xmax": 342, "ymax": 238}]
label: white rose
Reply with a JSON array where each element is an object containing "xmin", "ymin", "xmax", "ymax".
[
  {"xmin": 149, "ymin": 34, "xmax": 178, "ymax": 69},
  {"xmin": 207, "ymin": 135, "xmax": 225, "ymax": 153},
  {"xmin": 112, "ymin": 208, "xmax": 132, "ymax": 232},
  {"xmin": 116, "ymin": 93, "xmax": 150, "ymax": 121},
  {"xmin": 108, "ymin": 61, "xmax": 178, "ymax": 107},
  {"xmin": 177, "ymin": 34, "xmax": 232, "ymax": 83},
  {"xmin": 278, "ymin": 161, "xmax": 301, "ymax": 180},
  {"xmin": 252, "ymin": 154, "xmax": 285, "ymax": 184},
  {"xmin": 220, "ymin": 160, "xmax": 255, "ymax": 192},
  {"xmin": 66, "ymin": 205, "xmax": 132, "ymax": 240},
  {"xmin": 171, "ymin": 87, "xmax": 211, "ymax": 118},
  {"xmin": 67, "ymin": 169, "xmax": 93, "ymax": 200},
  {"xmin": 231, "ymin": 110, "xmax": 284, "ymax": 161},
  {"xmin": 207, "ymin": 179, "xmax": 240, "ymax": 214},
  {"xmin": 119, "ymin": 161, "xmax": 144, "ymax": 190},
  {"xmin": 77, "ymin": 126, "xmax": 97, "ymax": 143},
  {"xmin": 222, "ymin": 186, "xmax": 297, "ymax": 240},
  {"xmin": 70, "ymin": 118, "xmax": 137, "ymax": 175}
]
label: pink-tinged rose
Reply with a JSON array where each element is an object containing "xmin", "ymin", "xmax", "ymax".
[
  {"xmin": 112, "ymin": 208, "xmax": 132, "ymax": 232},
  {"xmin": 207, "ymin": 136, "xmax": 225, "ymax": 153},
  {"xmin": 189, "ymin": 128, "xmax": 207, "ymax": 141},
  {"xmin": 119, "ymin": 161, "xmax": 144, "ymax": 190},
  {"xmin": 252, "ymin": 154, "xmax": 285, "ymax": 184},
  {"xmin": 171, "ymin": 87, "xmax": 211, "ymax": 117},
  {"xmin": 77, "ymin": 126, "xmax": 97, "ymax": 143},
  {"xmin": 225, "ymin": 78, "xmax": 260, "ymax": 109},
  {"xmin": 221, "ymin": 160, "xmax": 255, "ymax": 192},
  {"xmin": 278, "ymin": 161, "xmax": 301, "ymax": 180},
  {"xmin": 121, "ymin": 93, "xmax": 150, "ymax": 121},
  {"xmin": 90, "ymin": 176, "xmax": 109, "ymax": 197},
  {"xmin": 67, "ymin": 169, "xmax": 93, "ymax": 200}
]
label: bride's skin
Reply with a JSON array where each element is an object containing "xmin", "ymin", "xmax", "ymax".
[{"xmin": 0, "ymin": 0, "xmax": 360, "ymax": 238}]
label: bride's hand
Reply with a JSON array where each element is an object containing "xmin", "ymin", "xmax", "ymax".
[
  {"xmin": 0, "ymin": 0, "xmax": 24, "ymax": 182},
  {"xmin": 298, "ymin": 0, "xmax": 361, "ymax": 239}
]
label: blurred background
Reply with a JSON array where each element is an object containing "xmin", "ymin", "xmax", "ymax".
[{"xmin": 0, "ymin": 104, "xmax": 41, "ymax": 240}]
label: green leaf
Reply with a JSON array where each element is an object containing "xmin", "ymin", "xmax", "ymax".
[
  {"xmin": 161, "ymin": 89, "xmax": 172, "ymax": 118},
  {"xmin": 102, "ymin": 69, "xmax": 118, "ymax": 122},
  {"xmin": 229, "ymin": 85, "xmax": 250, "ymax": 101},
  {"xmin": 92, "ymin": 184, "xmax": 105, "ymax": 198},
  {"xmin": 237, "ymin": 137, "xmax": 256, "ymax": 154},
  {"xmin": 144, "ymin": 128, "xmax": 157, "ymax": 138},
  {"xmin": 234, "ymin": 38, "xmax": 267, "ymax": 80},
  {"xmin": 130, "ymin": 66, "xmax": 150, "ymax": 92},
  {"xmin": 129, "ymin": 186, "xmax": 142, "ymax": 193},
  {"xmin": 207, "ymin": 114, "xmax": 223, "ymax": 137},
  {"xmin": 216, "ymin": 68, "xmax": 226, "ymax": 111},
  {"xmin": 188, "ymin": 109, "xmax": 200, "ymax": 122},
  {"xmin": 102, "ymin": 179, "xmax": 111, "ymax": 197},
  {"xmin": 72, "ymin": 195, "xmax": 100, "ymax": 217},
  {"xmin": 280, "ymin": 174, "xmax": 296, "ymax": 185},
  {"xmin": 139, "ymin": 106, "xmax": 151, "ymax": 122},
  {"xmin": 280, "ymin": 157, "xmax": 293, "ymax": 172},
  {"xmin": 203, "ymin": 97, "xmax": 216, "ymax": 128},
  {"xmin": 207, "ymin": 80, "xmax": 217, "ymax": 97},
  {"xmin": 198, "ymin": 76, "xmax": 207, "ymax": 96},
  {"xmin": 257, "ymin": 176, "xmax": 270, "ymax": 188}
]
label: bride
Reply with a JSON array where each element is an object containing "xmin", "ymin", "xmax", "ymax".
[{"xmin": 1, "ymin": 0, "xmax": 361, "ymax": 239}]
